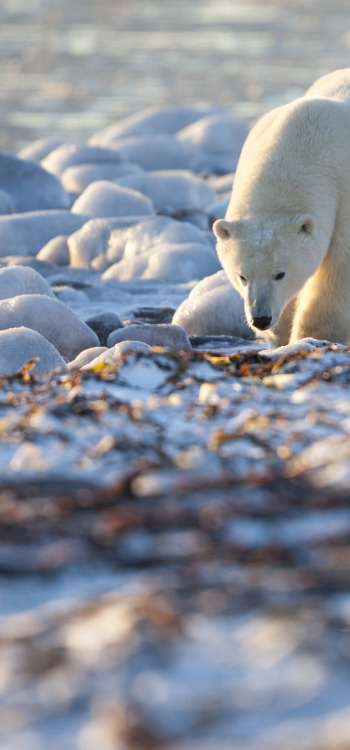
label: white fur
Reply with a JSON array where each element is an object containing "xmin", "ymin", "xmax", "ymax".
[{"xmin": 213, "ymin": 68, "xmax": 350, "ymax": 346}]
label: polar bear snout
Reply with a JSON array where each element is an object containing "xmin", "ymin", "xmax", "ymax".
[{"xmin": 251, "ymin": 315, "xmax": 272, "ymax": 330}]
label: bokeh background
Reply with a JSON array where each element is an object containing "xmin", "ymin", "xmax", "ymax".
[{"xmin": 1, "ymin": 0, "xmax": 350, "ymax": 152}]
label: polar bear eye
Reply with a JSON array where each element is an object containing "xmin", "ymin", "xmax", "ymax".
[
  {"xmin": 274, "ymin": 271, "xmax": 285, "ymax": 281},
  {"xmin": 238, "ymin": 274, "xmax": 248, "ymax": 285}
]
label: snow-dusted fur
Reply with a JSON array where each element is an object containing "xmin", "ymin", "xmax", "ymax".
[{"xmin": 213, "ymin": 68, "xmax": 350, "ymax": 346}]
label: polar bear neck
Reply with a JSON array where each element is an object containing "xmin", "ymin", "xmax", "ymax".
[{"xmin": 229, "ymin": 96, "xmax": 345, "ymax": 221}]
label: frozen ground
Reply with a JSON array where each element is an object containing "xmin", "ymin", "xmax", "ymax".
[{"xmin": 0, "ymin": 1, "xmax": 350, "ymax": 748}]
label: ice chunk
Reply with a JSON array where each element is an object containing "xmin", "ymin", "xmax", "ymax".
[
  {"xmin": 0, "ymin": 152, "xmax": 70, "ymax": 212},
  {"xmin": 0, "ymin": 326, "xmax": 66, "ymax": 375},
  {"xmin": 173, "ymin": 270, "xmax": 253, "ymax": 338},
  {"xmin": 0, "ymin": 211, "xmax": 87, "ymax": 257},
  {"xmin": 0, "ymin": 294, "xmax": 99, "ymax": 359},
  {"xmin": 41, "ymin": 143, "xmax": 125, "ymax": 177},
  {"xmin": 89, "ymin": 104, "xmax": 225, "ymax": 144},
  {"xmin": 71, "ymin": 181, "xmax": 154, "ymax": 218},
  {"xmin": 107, "ymin": 323, "xmax": 191, "ymax": 351},
  {"xmin": 115, "ymin": 170, "xmax": 215, "ymax": 215},
  {"xmin": 61, "ymin": 162, "xmax": 143, "ymax": 194},
  {"xmin": 0, "ymin": 265, "xmax": 55, "ymax": 300}
]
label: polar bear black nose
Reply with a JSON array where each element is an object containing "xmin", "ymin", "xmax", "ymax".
[{"xmin": 252, "ymin": 316, "xmax": 272, "ymax": 330}]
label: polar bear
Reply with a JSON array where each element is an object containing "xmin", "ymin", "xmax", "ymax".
[{"xmin": 213, "ymin": 68, "xmax": 350, "ymax": 347}]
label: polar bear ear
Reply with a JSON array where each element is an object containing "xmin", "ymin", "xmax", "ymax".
[
  {"xmin": 213, "ymin": 219, "xmax": 243, "ymax": 240},
  {"xmin": 213, "ymin": 220, "xmax": 233, "ymax": 240},
  {"xmin": 293, "ymin": 213, "xmax": 316, "ymax": 236}
]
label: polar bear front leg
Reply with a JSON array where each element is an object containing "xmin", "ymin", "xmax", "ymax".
[{"xmin": 289, "ymin": 259, "xmax": 350, "ymax": 345}]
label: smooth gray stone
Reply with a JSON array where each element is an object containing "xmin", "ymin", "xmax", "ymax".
[{"xmin": 85, "ymin": 311, "xmax": 123, "ymax": 346}]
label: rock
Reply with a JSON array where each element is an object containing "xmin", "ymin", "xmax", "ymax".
[
  {"xmin": 68, "ymin": 346, "xmax": 108, "ymax": 369},
  {"xmin": 85, "ymin": 311, "xmax": 123, "ymax": 346},
  {"xmin": 18, "ymin": 137, "xmax": 65, "ymax": 163},
  {"xmin": 0, "ymin": 265, "xmax": 55, "ymax": 300},
  {"xmin": 41, "ymin": 143, "xmax": 126, "ymax": 177},
  {"xmin": 71, "ymin": 181, "xmax": 155, "ymax": 218},
  {"xmin": 0, "ymin": 152, "xmax": 70, "ymax": 211},
  {"xmin": 107, "ymin": 323, "xmax": 191, "ymax": 351},
  {"xmin": 0, "ymin": 327, "xmax": 66, "ymax": 375},
  {"xmin": 0, "ymin": 294, "xmax": 99, "ymax": 359},
  {"xmin": 61, "ymin": 162, "xmax": 143, "ymax": 194},
  {"xmin": 0, "ymin": 211, "xmax": 87, "ymax": 257},
  {"xmin": 115, "ymin": 170, "xmax": 215, "ymax": 215},
  {"xmin": 172, "ymin": 270, "xmax": 253, "ymax": 338},
  {"xmin": 88, "ymin": 104, "xmax": 225, "ymax": 144},
  {"xmin": 37, "ymin": 235, "xmax": 70, "ymax": 266}
]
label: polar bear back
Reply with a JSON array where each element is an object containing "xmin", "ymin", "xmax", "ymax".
[{"xmin": 305, "ymin": 68, "xmax": 350, "ymax": 102}]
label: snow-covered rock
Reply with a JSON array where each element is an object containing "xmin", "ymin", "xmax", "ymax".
[
  {"xmin": 41, "ymin": 144, "xmax": 126, "ymax": 177},
  {"xmin": 69, "ymin": 215, "xmax": 210, "ymax": 270},
  {"xmin": 0, "ymin": 189, "xmax": 15, "ymax": 215},
  {"xmin": 61, "ymin": 162, "xmax": 143, "ymax": 194},
  {"xmin": 103, "ymin": 241, "xmax": 220, "ymax": 283},
  {"xmin": 0, "ymin": 152, "xmax": 70, "ymax": 212},
  {"xmin": 71, "ymin": 181, "xmax": 154, "ymax": 218},
  {"xmin": 68, "ymin": 346, "xmax": 108, "ymax": 369},
  {"xmin": 88, "ymin": 104, "xmax": 225, "ymax": 144},
  {"xmin": 0, "ymin": 265, "xmax": 55, "ymax": 300},
  {"xmin": 0, "ymin": 211, "xmax": 87, "ymax": 257},
  {"xmin": 81, "ymin": 340, "xmax": 152, "ymax": 370},
  {"xmin": 115, "ymin": 170, "xmax": 215, "ymax": 215},
  {"xmin": 0, "ymin": 327, "xmax": 66, "ymax": 375},
  {"xmin": 107, "ymin": 323, "xmax": 191, "ymax": 350},
  {"xmin": 92, "ymin": 135, "xmax": 200, "ymax": 172},
  {"xmin": 37, "ymin": 235, "xmax": 70, "ymax": 265},
  {"xmin": 0, "ymin": 294, "xmax": 99, "ymax": 359},
  {"xmin": 18, "ymin": 137, "xmax": 65, "ymax": 163},
  {"xmin": 178, "ymin": 113, "xmax": 249, "ymax": 174},
  {"xmin": 172, "ymin": 270, "xmax": 253, "ymax": 338}
]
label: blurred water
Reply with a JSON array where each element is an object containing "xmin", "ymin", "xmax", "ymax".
[{"xmin": 0, "ymin": 0, "xmax": 350, "ymax": 151}]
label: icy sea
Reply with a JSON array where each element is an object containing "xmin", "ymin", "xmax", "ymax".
[{"xmin": 1, "ymin": 2, "xmax": 350, "ymax": 749}]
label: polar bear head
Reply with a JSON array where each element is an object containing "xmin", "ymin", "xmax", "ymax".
[{"xmin": 213, "ymin": 213, "xmax": 326, "ymax": 333}]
